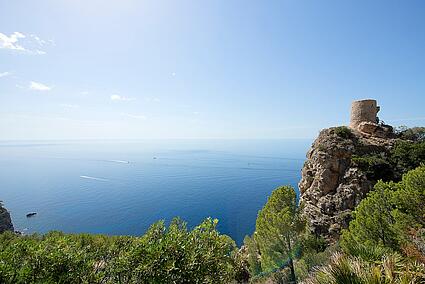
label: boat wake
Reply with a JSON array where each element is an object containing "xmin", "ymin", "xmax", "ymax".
[
  {"xmin": 79, "ymin": 175, "xmax": 109, "ymax": 182},
  {"xmin": 106, "ymin": 160, "xmax": 130, "ymax": 164}
]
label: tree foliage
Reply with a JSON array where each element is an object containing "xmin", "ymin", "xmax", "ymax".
[
  {"xmin": 341, "ymin": 165, "xmax": 425, "ymax": 260},
  {"xmin": 243, "ymin": 235, "xmax": 262, "ymax": 276},
  {"xmin": 341, "ymin": 180, "xmax": 399, "ymax": 249},
  {"xmin": 396, "ymin": 126, "xmax": 425, "ymax": 141},
  {"xmin": 391, "ymin": 141, "xmax": 425, "ymax": 179},
  {"xmin": 351, "ymin": 139, "xmax": 425, "ymax": 182},
  {"xmin": 0, "ymin": 218, "xmax": 240, "ymax": 283},
  {"xmin": 254, "ymin": 185, "xmax": 306, "ymax": 282},
  {"xmin": 332, "ymin": 126, "xmax": 353, "ymax": 139}
]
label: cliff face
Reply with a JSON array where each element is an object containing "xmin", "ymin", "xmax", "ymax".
[
  {"xmin": 0, "ymin": 203, "xmax": 14, "ymax": 233},
  {"xmin": 299, "ymin": 127, "xmax": 396, "ymax": 242}
]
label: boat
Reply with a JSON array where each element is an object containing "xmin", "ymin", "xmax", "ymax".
[{"xmin": 26, "ymin": 212, "xmax": 37, "ymax": 218}]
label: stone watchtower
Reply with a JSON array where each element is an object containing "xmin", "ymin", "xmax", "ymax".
[
  {"xmin": 349, "ymin": 99, "xmax": 393, "ymax": 138},
  {"xmin": 349, "ymin": 99, "xmax": 380, "ymax": 129}
]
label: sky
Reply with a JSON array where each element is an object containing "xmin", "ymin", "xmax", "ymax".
[{"xmin": 1, "ymin": 0, "xmax": 424, "ymax": 140}]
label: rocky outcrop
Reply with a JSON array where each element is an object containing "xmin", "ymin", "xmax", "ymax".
[
  {"xmin": 0, "ymin": 202, "xmax": 14, "ymax": 233},
  {"xmin": 299, "ymin": 127, "xmax": 397, "ymax": 242},
  {"xmin": 357, "ymin": 122, "xmax": 394, "ymax": 139}
]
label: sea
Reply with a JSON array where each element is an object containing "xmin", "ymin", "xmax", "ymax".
[{"xmin": 0, "ymin": 139, "xmax": 311, "ymax": 245}]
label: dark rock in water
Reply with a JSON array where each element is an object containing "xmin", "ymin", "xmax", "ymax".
[
  {"xmin": 0, "ymin": 202, "xmax": 14, "ymax": 233},
  {"xmin": 26, "ymin": 212, "xmax": 37, "ymax": 218}
]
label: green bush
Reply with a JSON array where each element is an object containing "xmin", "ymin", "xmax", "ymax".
[
  {"xmin": 333, "ymin": 126, "xmax": 352, "ymax": 139},
  {"xmin": 351, "ymin": 140, "xmax": 425, "ymax": 181},
  {"xmin": 351, "ymin": 154, "xmax": 394, "ymax": 181},
  {"xmin": 243, "ymin": 235, "xmax": 262, "ymax": 276},
  {"xmin": 302, "ymin": 252, "xmax": 425, "ymax": 284},
  {"xmin": 396, "ymin": 126, "xmax": 425, "ymax": 141},
  {"xmin": 305, "ymin": 165, "xmax": 425, "ymax": 283},
  {"xmin": 0, "ymin": 218, "xmax": 240, "ymax": 283},
  {"xmin": 391, "ymin": 140, "xmax": 425, "ymax": 177},
  {"xmin": 254, "ymin": 186, "xmax": 305, "ymax": 282},
  {"xmin": 341, "ymin": 165, "xmax": 425, "ymax": 259}
]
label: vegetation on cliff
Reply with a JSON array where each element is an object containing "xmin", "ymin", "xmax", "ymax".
[
  {"xmin": 341, "ymin": 165, "xmax": 425, "ymax": 259},
  {"xmin": 245, "ymin": 165, "xmax": 425, "ymax": 283},
  {"xmin": 244, "ymin": 186, "xmax": 330, "ymax": 283},
  {"xmin": 303, "ymin": 251, "xmax": 424, "ymax": 284},
  {"xmin": 299, "ymin": 125, "xmax": 425, "ymax": 242},
  {"xmin": 254, "ymin": 186, "xmax": 305, "ymax": 282},
  {"xmin": 351, "ymin": 139, "xmax": 425, "ymax": 182},
  {"xmin": 0, "ymin": 218, "xmax": 246, "ymax": 283},
  {"xmin": 243, "ymin": 125, "xmax": 425, "ymax": 283}
]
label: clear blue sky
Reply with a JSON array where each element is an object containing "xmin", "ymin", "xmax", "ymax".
[{"xmin": 1, "ymin": 0, "xmax": 424, "ymax": 139}]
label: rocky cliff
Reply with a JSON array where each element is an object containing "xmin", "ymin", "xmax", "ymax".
[
  {"xmin": 0, "ymin": 202, "xmax": 14, "ymax": 233},
  {"xmin": 298, "ymin": 126, "xmax": 398, "ymax": 242}
]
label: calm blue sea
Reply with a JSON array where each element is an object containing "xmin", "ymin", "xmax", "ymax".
[{"xmin": 0, "ymin": 139, "xmax": 311, "ymax": 245}]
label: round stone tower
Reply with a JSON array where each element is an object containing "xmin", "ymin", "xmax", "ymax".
[{"xmin": 349, "ymin": 99, "xmax": 380, "ymax": 130}]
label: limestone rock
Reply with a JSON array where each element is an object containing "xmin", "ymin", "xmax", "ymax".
[
  {"xmin": 357, "ymin": 121, "xmax": 394, "ymax": 138},
  {"xmin": 299, "ymin": 127, "xmax": 396, "ymax": 242}
]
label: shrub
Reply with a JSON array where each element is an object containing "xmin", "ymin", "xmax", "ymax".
[
  {"xmin": 341, "ymin": 180, "xmax": 399, "ymax": 251},
  {"xmin": 302, "ymin": 252, "xmax": 425, "ymax": 284},
  {"xmin": 0, "ymin": 218, "xmax": 239, "ymax": 283},
  {"xmin": 255, "ymin": 186, "xmax": 306, "ymax": 282},
  {"xmin": 351, "ymin": 140, "xmax": 425, "ymax": 182},
  {"xmin": 391, "ymin": 140, "xmax": 425, "ymax": 177},
  {"xmin": 243, "ymin": 235, "xmax": 262, "ymax": 276},
  {"xmin": 341, "ymin": 165, "xmax": 425, "ymax": 260},
  {"xmin": 351, "ymin": 154, "xmax": 394, "ymax": 181},
  {"xmin": 333, "ymin": 126, "xmax": 352, "ymax": 139},
  {"xmin": 396, "ymin": 126, "xmax": 425, "ymax": 141}
]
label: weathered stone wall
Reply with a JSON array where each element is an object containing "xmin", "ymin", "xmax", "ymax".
[{"xmin": 349, "ymin": 99, "xmax": 379, "ymax": 130}]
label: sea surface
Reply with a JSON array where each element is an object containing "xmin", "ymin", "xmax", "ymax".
[{"xmin": 0, "ymin": 139, "xmax": 311, "ymax": 245}]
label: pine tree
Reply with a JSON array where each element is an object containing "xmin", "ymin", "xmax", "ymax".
[{"xmin": 255, "ymin": 186, "xmax": 305, "ymax": 283}]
